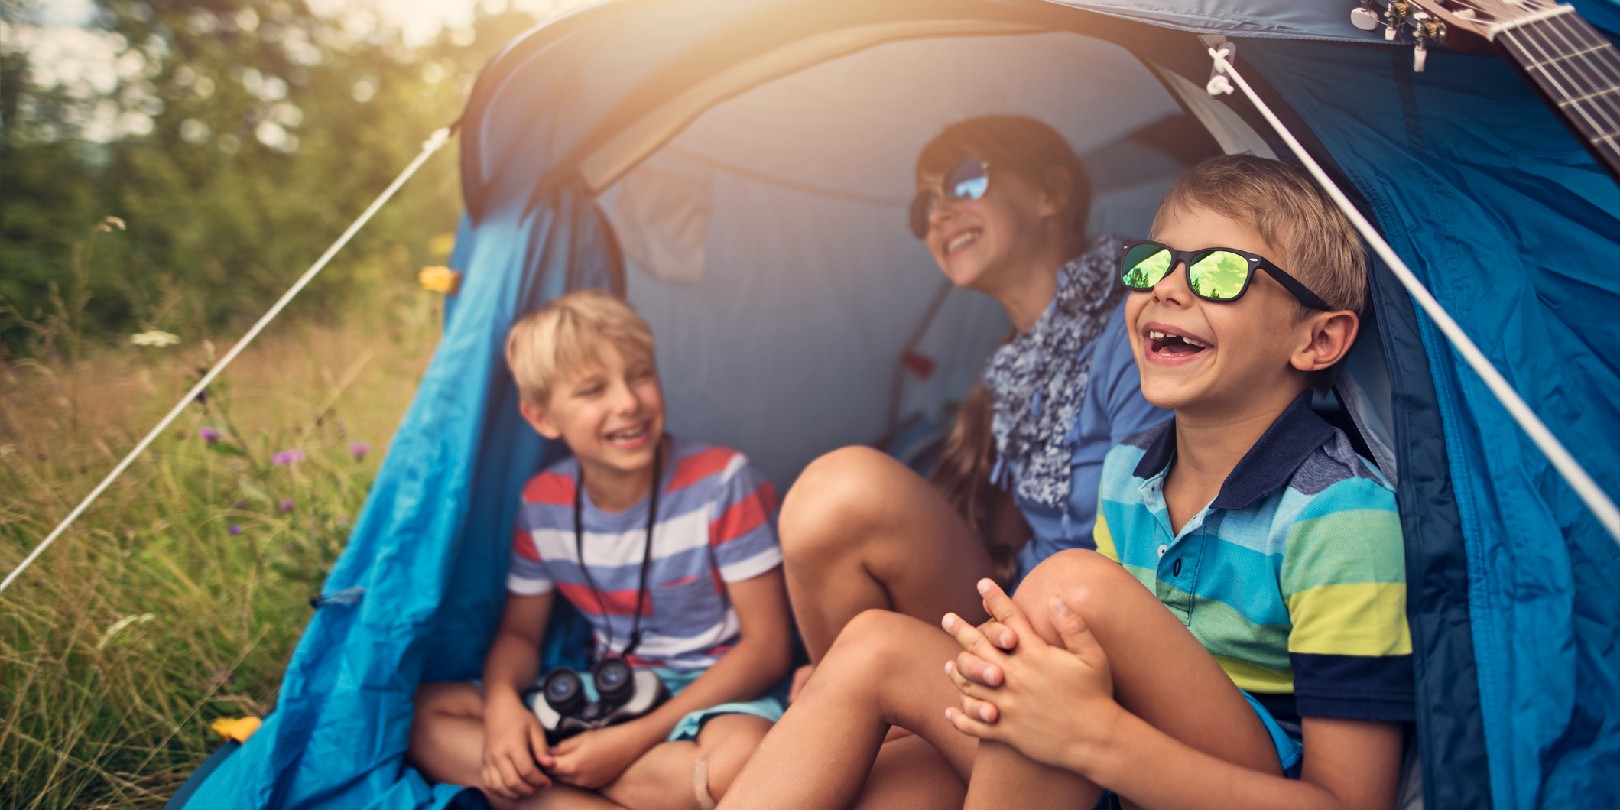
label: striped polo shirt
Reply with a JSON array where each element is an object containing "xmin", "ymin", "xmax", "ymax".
[
  {"xmin": 508, "ymin": 436, "xmax": 782, "ymax": 672},
  {"xmin": 1094, "ymin": 392, "xmax": 1413, "ymax": 726}
]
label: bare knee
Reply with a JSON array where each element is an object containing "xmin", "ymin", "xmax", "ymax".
[
  {"xmin": 800, "ymin": 609, "xmax": 928, "ymax": 700},
  {"xmin": 1012, "ymin": 549, "xmax": 1142, "ymax": 643},
  {"xmin": 695, "ymin": 715, "xmax": 772, "ymax": 801},
  {"xmin": 779, "ymin": 447, "xmax": 904, "ymax": 564}
]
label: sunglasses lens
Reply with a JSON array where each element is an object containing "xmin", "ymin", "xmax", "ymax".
[
  {"xmin": 945, "ymin": 158, "xmax": 989, "ymax": 201},
  {"xmin": 1121, "ymin": 243, "xmax": 1173, "ymax": 289},
  {"xmin": 1188, "ymin": 251, "xmax": 1251, "ymax": 300}
]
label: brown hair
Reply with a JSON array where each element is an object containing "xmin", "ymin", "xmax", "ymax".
[
  {"xmin": 505, "ymin": 290, "xmax": 656, "ymax": 408},
  {"xmin": 1152, "ymin": 154, "xmax": 1367, "ymax": 316},
  {"xmin": 918, "ymin": 117, "xmax": 1094, "ymax": 582},
  {"xmin": 915, "ymin": 115, "xmax": 1093, "ymax": 251},
  {"xmin": 927, "ymin": 384, "xmax": 1021, "ymax": 584}
]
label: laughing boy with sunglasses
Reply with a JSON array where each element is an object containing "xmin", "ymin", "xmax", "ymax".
[
  {"xmin": 717, "ymin": 156, "xmax": 1410, "ymax": 810},
  {"xmin": 938, "ymin": 154, "xmax": 1413, "ymax": 809}
]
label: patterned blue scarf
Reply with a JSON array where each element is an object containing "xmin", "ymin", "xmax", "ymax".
[{"xmin": 983, "ymin": 235, "xmax": 1128, "ymax": 510}]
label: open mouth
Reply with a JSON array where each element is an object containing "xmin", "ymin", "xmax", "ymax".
[
  {"xmin": 944, "ymin": 230, "xmax": 980, "ymax": 255},
  {"xmin": 1146, "ymin": 328, "xmax": 1211, "ymax": 359},
  {"xmin": 604, "ymin": 425, "xmax": 651, "ymax": 446}
]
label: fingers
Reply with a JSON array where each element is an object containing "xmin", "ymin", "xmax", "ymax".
[
  {"xmin": 1049, "ymin": 594, "xmax": 1103, "ymax": 660},
  {"xmin": 975, "ymin": 619, "xmax": 1019, "ymax": 652},
  {"xmin": 942, "ymin": 612, "xmax": 1002, "ymax": 661},
  {"xmin": 530, "ymin": 726, "xmax": 555, "ymax": 771},
  {"xmin": 946, "ymin": 652, "xmax": 1003, "ymax": 689},
  {"xmin": 976, "ymin": 578, "xmax": 1038, "ymax": 638},
  {"xmin": 944, "ymin": 703, "xmax": 999, "ymax": 739}
]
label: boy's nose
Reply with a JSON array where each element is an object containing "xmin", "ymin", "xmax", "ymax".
[
  {"xmin": 609, "ymin": 381, "xmax": 643, "ymax": 413},
  {"xmin": 1150, "ymin": 261, "xmax": 1194, "ymax": 305}
]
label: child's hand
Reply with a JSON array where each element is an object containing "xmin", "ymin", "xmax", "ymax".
[
  {"xmin": 548, "ymin": 722, "xmax": 656, "ymax": 789},
  {"xmin": 481, "ymin": 698, "xmax": 554, "ymax": 800},
  {"xmin": 941, "ymin": 580, "xmax": 1118, "ymax": 770}
]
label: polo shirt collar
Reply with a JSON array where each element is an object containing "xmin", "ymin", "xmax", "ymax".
[{"xmin": 1131, "ymin": 390, "xmax": 1335, "ymax": 510}]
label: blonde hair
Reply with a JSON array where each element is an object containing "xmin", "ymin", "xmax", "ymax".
[
  {"xmin": 505, "ymin": 290, "xmax": 655, "ymax": 407},
  {"xmin": 915, "ymin": 115, "xmax": 1092, "ymax": 252},
  {"xmin": 1152, "ymin": 154, "xmax": 1367, "ymax": 315}
]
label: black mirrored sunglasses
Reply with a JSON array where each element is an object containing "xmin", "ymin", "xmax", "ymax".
[
  {"xmin": 908, "ymin": 157, "xmax": 991, "ymax": 239},
  {"xmin": 1119, "ymin": 240, "xmax": 1332, "ymax": 311}
]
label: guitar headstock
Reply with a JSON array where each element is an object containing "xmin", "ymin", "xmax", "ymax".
[{"xmin": 1353, "ymin": 0, "xmax": 1573, "ymax": 65}]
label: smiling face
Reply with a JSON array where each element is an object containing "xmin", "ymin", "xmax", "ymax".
[
  {"xmin": 1126, "ymin": 203, "xmax": 1326, "ymax": 421},
  {"xmin": 920, "ymin": 164, "xmax": 1067, "ymax": 298},
  {"xmin": 521, "ymin": 344, "xmax": 665, "ymax": 487}
]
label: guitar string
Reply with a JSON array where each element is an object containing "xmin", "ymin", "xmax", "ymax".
[
  {"xmin": 1545, "ymin": 12, "xmax": 1620, "ymax": 139},
  {"xmin": 1544, "ymin": 13, "xmax": 1620, "ymax": 102},
  {"xmin": 1503, "ymin": 16, "xmax": 1620, "ymax": 152},
  {"xmin": 1499, "ymin": 26, "xmax": 1614, "ymax": 144}
]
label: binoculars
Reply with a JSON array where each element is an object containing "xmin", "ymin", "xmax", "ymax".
[{"xmin": 525, "ymin": 658, "xmax": 669, "ymax": 742}]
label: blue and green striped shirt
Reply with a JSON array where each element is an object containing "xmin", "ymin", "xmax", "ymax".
[{"xmin": 1094, "ymin": 392, "xmax": 1413, "ymax": 725}]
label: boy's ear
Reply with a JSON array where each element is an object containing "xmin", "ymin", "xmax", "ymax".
[
  {"xmin": 519, "ymin": 399, "xmax": 563, "ymax": 440},
  {"xmin": 1290, "ymin": 309, "xmax": 1360, "ymax": 374}
]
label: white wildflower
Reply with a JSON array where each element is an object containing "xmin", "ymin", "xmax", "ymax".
[
  {"xmin": 130, "ymin": 330, "xmax": 180, "ymax": 347},
  {"xmin": 96, "ymin": 612, "xmax": 156, "ymax": 649}
]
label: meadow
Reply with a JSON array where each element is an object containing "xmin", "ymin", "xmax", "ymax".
[{"xmin": 0, "ymin": 292, "xmax": 440, "ymax": 808}]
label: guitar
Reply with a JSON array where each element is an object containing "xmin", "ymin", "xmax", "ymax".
[{"xmin": 1355, "ymin": 0, "xmax": 1620, "ymax": 182}]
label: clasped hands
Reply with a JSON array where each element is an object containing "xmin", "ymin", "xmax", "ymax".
[{"xmin": 939, "ymin": 578, "xmax": 1119, "ymax": 769}]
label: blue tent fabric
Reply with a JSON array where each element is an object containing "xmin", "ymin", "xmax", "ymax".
[
  {"xmin": 178, "ymin": 182, "xmax": 619, "ymax": 809},
  {"xmin": 171, "ymin": 2, "xmax": 1620, "ymax": 808},
  {"xmin": 1236, "ymin": 38, "xmax": 1620, "ymax": 808}
]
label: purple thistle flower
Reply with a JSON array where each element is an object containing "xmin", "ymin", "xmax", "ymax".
[
  {"xmin": 228, "ymin": 524, "xmax": 242, "ymax": 536},
  {"xmin": 272, "ymin": 449, "xmax": 306, "ymax": 465},
  {"xmin": 347, "ymin": 442, "xmax": 370, "ymax": 461},
  {"xmin": 233, "ymin": 499, "xmax": 246, "ymax": 509},
  {"xmin": 278, "ymin": 498, "xmax": 295, "ymax": 514},
  {"xmin": 200, "ymin": 427, "xmax": 221, "ymax": 444}
]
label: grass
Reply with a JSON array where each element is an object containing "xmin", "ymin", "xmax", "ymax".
[{"xmin": 0, "ymin": 292, "xmax": 440, "ymax": 808}]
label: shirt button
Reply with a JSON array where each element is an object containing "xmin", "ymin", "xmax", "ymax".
[{"xmin": 1157, "ymin": 544, "xmax": 1168, "ymax": 558}]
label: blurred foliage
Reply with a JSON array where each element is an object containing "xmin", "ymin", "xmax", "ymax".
[{"xmin": 0, "ymin": 0, "xmax": 545, "ymax": 354}]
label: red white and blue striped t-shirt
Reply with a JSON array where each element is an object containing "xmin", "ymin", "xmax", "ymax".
[{"xmin": 507, "ymin": 437, "xmax": 782, "ymax": 672}]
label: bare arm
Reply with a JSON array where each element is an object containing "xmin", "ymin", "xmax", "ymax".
[{"xmin": 480, "ymin": 591, "xmax": 556, "ymax": 799}]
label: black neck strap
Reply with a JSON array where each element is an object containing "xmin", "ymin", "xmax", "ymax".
[{"xmin": 573, "ymin": 441, "xmax": 662, "ymax": 659}]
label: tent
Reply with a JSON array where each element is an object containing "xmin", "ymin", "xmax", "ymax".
[{"xmin": 170, "ymin": 1, "xmax": 1620, "ymax": 807}]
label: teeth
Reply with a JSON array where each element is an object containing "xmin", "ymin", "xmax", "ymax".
[
  {"xmin": 608, "ymin": 426, "xmax": 645, "ymax": 440},
  {"xmin": 946, "ymin": 232, "xmax": 977, "ymax": 253},
  {"xmin": 1147, "ymin": 329, "xmax": 1210, "ymax": 349}
]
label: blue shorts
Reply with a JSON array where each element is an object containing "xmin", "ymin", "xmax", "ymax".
[
  {"xmin": 480, "ymin": 668, "xmax": 787, "ymax": 743},
  {"xmin": 1242, "ymin": 690, "xmax": 1304, "ymax": 777},
  {"xmin": 654, "ymin": 668, "xmax": 786, "ymax": 742}
]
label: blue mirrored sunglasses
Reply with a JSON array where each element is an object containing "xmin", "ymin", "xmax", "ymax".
[{"xmin": 908, "ymin": 157, "xmax": 990, "ymax": 239}]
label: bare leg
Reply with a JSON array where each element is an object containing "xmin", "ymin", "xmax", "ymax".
[
  {"xmin": 851, "ymin": 735, "xmax": 966, "ymax": 810},
  {"xmin": 966, "ymin": 550, "xmax": 1282, "ymax": 808},
  {"xmin": 408, "ymin": 683, "xmax": 621, "ymax": 809},
  {"xmin": 602, "ymin": 714, "xmax": 772, "ymax": 810},
  {"xmin": 780, "ymin": 447, "xmax": 995, "ymax": 661},
  {"xmin": 720, "ymin": 610, "xmax": 978, "ymax": 809}
]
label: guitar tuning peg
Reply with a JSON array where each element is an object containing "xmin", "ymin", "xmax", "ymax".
[
  {"xmin": 1351, "ymin": 6, "xmax": 1380, "ymax": 31},
  {"xmin": 1413, "ymin": 39, "xmax": 1429, "ymax": 72},
  {"xmin": 1386, "ymin": 23, "xmax": 1399, "ymax": 40}
]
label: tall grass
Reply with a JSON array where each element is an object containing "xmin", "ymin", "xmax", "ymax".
[{"xmin": 0, "ymin": 286, "xmax": 440, "ymax": 807}]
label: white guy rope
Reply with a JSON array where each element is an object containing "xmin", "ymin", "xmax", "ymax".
[
  {"xmin": 1207, "ymin": 46, "xmax": 1620, "ymax": 544},
  {"xmin": 0, "ymin": 126, "xmax": 456, "ymax": 597}
]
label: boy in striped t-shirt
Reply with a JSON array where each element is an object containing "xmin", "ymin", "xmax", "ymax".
[{"xmin": 410, "ymin": 291, "xmax": 791, "ymax": 810}]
